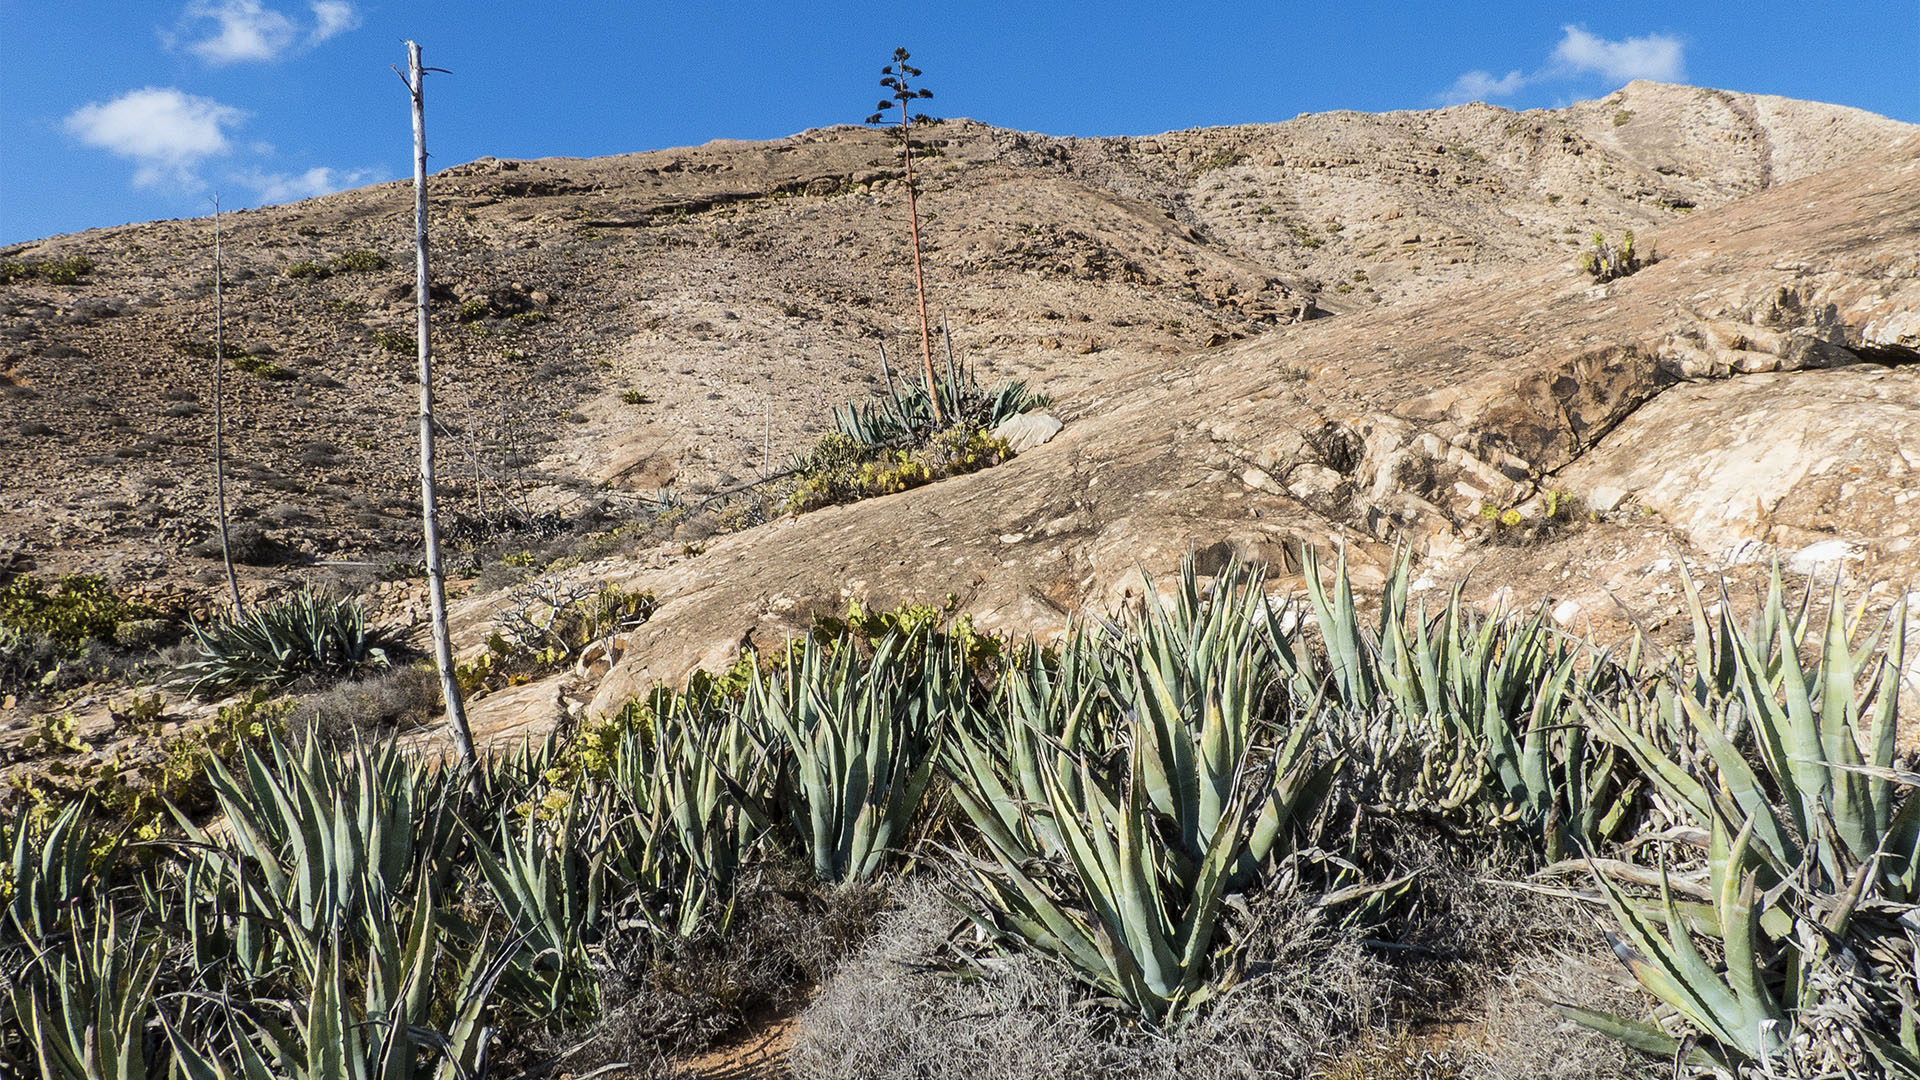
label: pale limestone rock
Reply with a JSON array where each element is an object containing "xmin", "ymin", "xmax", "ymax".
[
  {"xmin": 992, "ymin": 412, "xmax": 1064, "ymax": 454},
  {"xmin": 1587, "ymin": 486, "xmax": 1628, "ymax": 513}
]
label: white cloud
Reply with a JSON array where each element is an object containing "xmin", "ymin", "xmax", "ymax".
[
  {"xmin": 1550, "ymin": 26, "xmax": 1685, "ymax": 83},
  {"xmin": 171, "ymin": 0, "xmax": 360, "ymax": 64},
  {"xmin": 232, "ymin": 165, "xmax": 380, "ymax": 204},
  {"xmin": 308, "ymin": 1, "xmax": 361, "ymax": 44},
  {"xmin": 65, "ymin": 87, "xmax": 246, "ymax": 189},
  {"xmin": 1439, "ymin": 69, "xmax": 1530, "ymax": 106},
  {"xmin": 1437, "ymin": 25, "xmax": 1686, "ymax": 105},
  {"xmin": 182, "ymin": 0, "xmax": 298, "ymax": 64}
]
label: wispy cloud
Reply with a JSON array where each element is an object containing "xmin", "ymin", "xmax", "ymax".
[
  {"xmin": 171, "ymin": 0, "xmax": 360, "ymax": 64},
  {"xmin": 307, "ymin": 1, "xmax": 361, "ymax": 45},
  {"xmin": 1441, "ymin": 69, "xmax": 1529, "ymax": 104},
  {"xmin": 64, "ymin": 87, "xmax": 246, "ymax": 189},
  {"xmin": 1438, "ymin": 25, "xmax": 1686, "ymax": 106},
  {"xmin": 231, "ymin": 165, "xmax": 380, "ymax": 204},
  {"xmin": 179, "ymin": 0, "xmax": 296, "ymax": 64}
]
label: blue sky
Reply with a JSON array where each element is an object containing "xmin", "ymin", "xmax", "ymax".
[{"xmin": 3, "ymin": 2, "xmax": 1915, "ymax": 245}]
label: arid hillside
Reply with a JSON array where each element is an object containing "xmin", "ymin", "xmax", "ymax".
[
  {"xmin": 2, "ymin": 80, "xmax": 1910, "ymax": 615},
  {"xmin": 5, "ymin": 77, "xmax": 1920, "ymax": 1080}
]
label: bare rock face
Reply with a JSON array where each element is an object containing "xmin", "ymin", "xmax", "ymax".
[
  {"xmin": 990, "ymin": 412, "xmax": 1063, "ymax": 453},
  {"xmin": 1561, "ymin": 367, "xmax": 1920, "ymax": 565},
  {"xmin": 589, "ymin": 134, "xmax": 1920, "ymax": 713}
]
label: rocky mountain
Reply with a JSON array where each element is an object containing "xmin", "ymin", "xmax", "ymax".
[{"xmin": 2, "ymin": 79, "xmax": 1916, "ymax": 738}]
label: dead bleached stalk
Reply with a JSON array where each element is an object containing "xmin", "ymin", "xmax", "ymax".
[
  {"xmin": 211, "ymin": 194, "xmax": 243, "ymax": 616},
  {"xmin": 402, "ymin": 40, "xmax": 476, "ymax": 770}
]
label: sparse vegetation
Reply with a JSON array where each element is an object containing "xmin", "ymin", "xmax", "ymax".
[
  {"xmin": 786, "ymin": 356, "xmax": 1043, "ymax": 513},
  {"xmin": 285, "ymin": 249, "xmax": 390, "ymax": 279},
  {"xmin": 331, "ymin": 248, "xmax": 390, "ymax": 273},
  {"xmin": 0, "ymin": 254, "xmax": 95, "ymax": 285},
  {"xmin": 1191, "ymin": 148, "xmax": 1250, "ymax": 176},
  {"xmin": 229, "ymin": 353, "xmax": 293, "ymax": 379},
  {"xmin": 371, "ymin": 328, "xmax": 413, "ymax": 354},
  {"xmin": 1580, "ymin": 230, "xmax": 1650, "ymax": 282}
]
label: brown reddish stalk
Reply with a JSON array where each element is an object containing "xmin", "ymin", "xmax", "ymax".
[{"xmin": 897, "ymin": 97, "xmax": 944, "ymax": 425}]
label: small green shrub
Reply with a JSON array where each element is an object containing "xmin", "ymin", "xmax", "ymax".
[
  {"xmin": 456, "ymin": 297, "xmax": 491, "ymax": 321},
  {"xmin": 285, "ymin": 260, "xmax": 330, "ymax": 279},
  {"xmin": 371, "ymin": 329, "xmax": 413, "ymax": 354},
  {"xmin": 230, "ymin": 355, "xmax": 292, "ymax": 380},
  {"xmin": 330, "ymin": 248, "xmax": 389, "ymax": 273},
  {"xmin": 0, "ymin": 575, "xmax": 157, "ymax": 651},
  {"xmin": 1190, "ymin": 149, "xmax": 1248, "ymax": 177},
  {"xmin": 0, "ymin": 255, "xmax": 95, "ymax": 286},
  {"xmin": 0, "ymin": 624, "xmax": 63, "ymax": 691},
  {"xmin": 1579, "ymin": 230, "xmax": 1650, "ymax": 282},
  {"xmin": 786, "ymin": 426, "xmax": 1009, "ymax": 514}
]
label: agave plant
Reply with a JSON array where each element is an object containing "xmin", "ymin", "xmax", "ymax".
[
  {"xmin": 746, "ymin": 628, "xmax": 943, "ymax": 883},
  {"xmin": 834, "ymin": 350, "xmax": 1049, "ymax": 451},
  {"xmin": 4, "ymin": 799, "xmax": 110, "ymax": 947},
  {"xmin": 945, "ymin": 561, "xmax": 1336, "ymax": 1023},
  {"xmin": 607, "ymin": 689, "xmax": 771, "ymax": 937},
  {"xmin": 168, "ymin": 728, "xmax": 459, "ymax": 984},
  {"xmin": 461, "ymin": 794, "xmax": 610, "ymax": 1020},
  {"xmin": 175, "ymin": 589, "xmax": 400, "ymax": 697},
  {"xmin": 9, "ymin": 915, "xmax": 163, "ymax": 1080},
  {"xmin": 1572, "ymin": 572, "xmax": 1919, "ymax": 1074},
  {"xmin": 168, "ymin": 878, "xmax": 508, "ymax": 1080},
  {"xmin": 1296, "ymin": 546, "xmax": 1637, "ymax": 856}
]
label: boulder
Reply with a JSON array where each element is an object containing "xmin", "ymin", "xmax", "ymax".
[{"xmin": 992, "ymin": 412, "xmax": 1064, "ymax": 454}]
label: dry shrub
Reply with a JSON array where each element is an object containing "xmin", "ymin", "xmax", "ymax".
[
  {"xmin": 548, "ymin": 862, "xmax": 889, "ymax": 1076},
  {"xmin": 1470, "ymin": 943, "xmax": 1653, "ymax": 1080},
  {"xmin": 795, "ymin": 839, "xmax": 1651, "ymax": 1080},
  {"xmin": 288, "ymin": 663, "xmax": 441, "ymax": 744},
  {"xmin": 793, "ymin": 880, "xmax": 1394, "ymax": 1080}
]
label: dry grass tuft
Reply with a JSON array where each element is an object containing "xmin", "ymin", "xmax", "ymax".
[
  {"xmin": 1470, "ymin": 943, "xmax": 1653, "ymax": 1080},
  {"xmin": 287, "ymin": 663, "xmax": 442, "ymax": 744}
]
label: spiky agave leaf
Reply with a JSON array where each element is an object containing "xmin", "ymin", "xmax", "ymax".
[
  {"xmin": 10, "ymin": 915, "xmax": 163, "ymax": 1080},
  {"xmin": 747, "ymin": 627, "xmax": 942, "ymax": 883},
  {"xmin": 3, "ymin": 798, "xmax": 110, "ymax": 947},
  {"xmin": 944, "ymin": 558, "xmax": 1335, "ymax": 1023}
]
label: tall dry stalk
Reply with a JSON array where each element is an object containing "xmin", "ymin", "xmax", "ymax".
[
  {"xmin": 210, "ymin": 195, "xmax": 243, "ymax": 615},
  {"xmin": 402, "ymin": 40, "xmax": 475, "ymax": 770}
]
